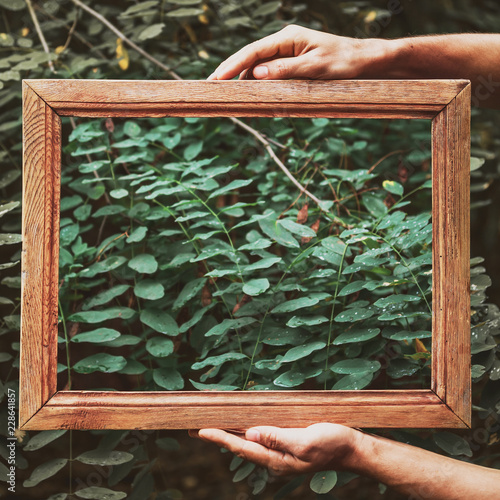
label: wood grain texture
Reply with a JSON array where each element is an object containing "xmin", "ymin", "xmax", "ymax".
[
  {"xmin": 21, "ymin": 390, "xmax": 467, "ymax": 430},
  {"xmin": 50, "ymin": 102, "xmax": 442, "ymax": 119},
  {"xmin": 431, "ymin": 84, "xmax": 471, "ymax": 427},
  {"xmin": 20, "ymin": 83, "xmax": 46, "ymax": 427},
  {"xmin": 41, "ymin": 105, "xmax": 61, "ymax": 403},
  {"xmin": 20, "ymin": 78, "xmax": 472, "ymax": 430},
  {"xmin": 26, "ymin": 79, "xmax": 468, "ymax": 108}
]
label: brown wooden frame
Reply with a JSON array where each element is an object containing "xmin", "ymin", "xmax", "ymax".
[{"xmin": 20, "ymin": 79, "xmax": 471, "ymax": 430}]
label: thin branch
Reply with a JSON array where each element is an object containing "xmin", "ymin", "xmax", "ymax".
[
  {"xmin": 25, "ymin": 0, "xmax": 55, "ymax": 72},
  {"xmin": 70, "ymin": 0, "xmax": 332, "ymax": 214},
  {"xmin": 233, "ymin": 118, "xmax": 324, "ymax": 206},
  {"xmin": 71, "ymin": 0, "xmax": 181, "ymax": 81}
]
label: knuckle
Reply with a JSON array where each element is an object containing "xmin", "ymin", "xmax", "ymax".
[
  {"xmin": 274, "ymin": 61, "xmax": 288, "ymax": 79},
  {"xmin": 266, "ymin": 431, "xmax": 280, "ymax": 450}
]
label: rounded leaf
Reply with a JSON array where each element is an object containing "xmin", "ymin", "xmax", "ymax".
[
  {"xmin": 310, "ymin": 471, "xmax": 337, "ymax": 494},
  {"xmin": 23, "ymin": 458, "xmax": 67, "ymax": 487},
  {"xmin": 134, "ymin": 280, "xmax": 164, "ymax": 300},
  {"xmin": 76, "ymin": 450, "xmax": 134, "ymax": 466},
  {"xmin": 146, "ymin": 337, "xmax": 174, "ymax": 357},
  {"xmin": 73, "ymin": 354, "xmax": 127, "ymax": 374},
  {"xmin": 71, "ymin": 328, "xmax": 121, "ymax": 344},
  {"xmin": 128, "ymin": 254, "xmax": 158, "ymax": 274},
  {"xmin": 75, "ymin": 487, "xmax": 127, "ymax": 500},
  {"xmin": 242, "ymin": 278, "xmax": 269, "ymax": 296},
  {"xmin": 330, "ymin": 359, "xmax": 381, "ymax": 375},
  {"xmin": 153, "ymin": 368, "xmax": 184, "ymax": 390},
  {"xmin": 24, "ymin": 430, "xmax": 67, "ymax": 451},
  {"xmin": 140, "ymin": 309, "xmax": 179, "ymax": 335}
]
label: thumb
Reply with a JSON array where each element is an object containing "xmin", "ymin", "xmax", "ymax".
[
  {"xmin": 246, "ymin": 426, "xmax": 300, "ymax": 452},
  {"xmin": 252, "ymin": 54, "xmax": 320, "ymax": 80}
]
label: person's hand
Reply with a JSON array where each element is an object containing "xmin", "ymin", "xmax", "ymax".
[
  {"xmin": 190, "ymin": 423, "xmax": 364, "ymax": 476},
  {"xmin": 207, "ymin": 24, "xmax": 382, "ymax": 81}
]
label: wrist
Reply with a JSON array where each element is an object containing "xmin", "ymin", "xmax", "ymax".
[
  {"xmin": 339, "ymin": 428, "xmax": 373, "ymax": 473},
  {"xmin": 355, "ymin": 37, "xmax": 408, "ymax": 79}
]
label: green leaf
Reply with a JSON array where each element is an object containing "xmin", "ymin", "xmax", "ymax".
[
  {"xmin": 71, "ymin": 328, "xmax": 121, "ymax": 344},
  {"xmin": 82, "ymin": 285, "xmax": 130, "ymax": 310},
  {"xmin": 208, "ymin": 179, "xmax": 253, "ymax": 199},
  {"xmin": 138, "ymin": 23, "xmax": 165, "ymax": 41},
  {"xmin": 134, "ymin": 280, "xmax": 165, "ymax": 300},
  {"xmin": 179, "ymin": 304, "xmax": 214, "ymax": 333},
  {"xmin": 0, "ymin": 201, "xmax": 19, "ymax": 218},
  {"xmin": 254, "ymin": 1, "xmax": 281, "ymax": 16},
  {"xmin": 75, "ymin": 487, "xmax": 126, "ymax": 500},
  {"xmin": 259, "ymin": 213, "xmax": 299, "ymax": 248},
  {"xmin": 281, "ymin": 341, "xmax": 326, "ymax": 363},
  {"xmin": 334, "ymin": 308, "xmax": 374, "ymax": 323},
  {"xmin": 333, "ymin": 328, "xmax": 380, "ymax": 345},
  {"xmin": 109, "ymin": 188, "xmax": 128, "ymax": 199},
  {"xmin": 192, "ymin": 352, "xmax": 248, "ymax": 370},
  {"xmin": 333, "ymin": 372, "xmax": 373, "ymax": 390},
  {"xmin": 433, "ymin": 432, "xmax": 473, "ymax": 457},
  {"xmin": 73, "ymin": 354, "xmax": 127, "ymax": 374},
  {"xmin": 173, "ymin": 278, "xmax": 205, "ymax": 310},
  {"xmin": 278, "ymin": 219, "xmax": 316, "ymax": 238},
  {"xmin": 274, "ymin": 370, "xmax": 305, "ymax": 388},
  {"xmin": 362, "ymin": 192, "xmax": 388, "ymax": 217},
  {"xmin": 123, "ymin": 120, "xmax": 142, "ymax": 137},
  {"xmin": 205, "ymin": 317, "xmax": 257, "ymax": 337},
  {"xmin": 76, "ymin": 450, "xmax": 134, "ymax": 466},
  {"xmin": 0, "ymin": 233, "xmax": 22, "ymax": 245},
  {"xmin": 24, "ymin": 430, "xmax": 67, "ymax": 451},
  {"xmin": 153, "ymin": 368, "xmax": 184, "ymax": 390},
  {"xmin": 374, "ymin": 294, "xmax": 421, "ymax": 307},
  {"xmin": 388, "ymin": 330, "xmax": 432, "ymax": 341},
  {"xmin": 330, "ymin": 359, "xmax": 381, "ymax": 374},
  {"xmin": 140, "ymin": 309, "xmax": 179, "ymax": 335},
  {"xmin": 23, "ymin": 459, "xmax": 68, "ymax": 487},
  {"xmin": 382, "ymin": 180, "xmax": 404, "ymax": 196},
  {"xmin": 146, "ymin": 337, "xmax": 174, "ymax": 357},
  {"xmin": 233, "ymin": 462, "xmax": 256, "ymax": 482},
  {"xmin": 79, "ymin": 256, "xmax": 127, "ymax": 278},
  {"xmin": 286, "ymin": 315, "xmax": 329, "ymax": 328},
  {"xmin": 167, "ymin": 7, "xmax": 204, "ymax": 16},
  {"xmin": 470, "ymin": 157, "xmax": 485, "ymax": 171},
  {"xmin": 69, "ymin": 307, "xmax": 135, "ymax": 323},
  {"xmin": 190, "ymin": 380, "xmax": 238, "ymax": 391},
  {"xmin": 338, "ymin": 281, "xmax": 365, "ymax": 297},
  {"xmin": 184, "ymin": 140, "xmax": 203, "ymax": 161},
  {"xmin": 127, "ymin": 226, "xmax": 148, "ymax": 243},
  {"xmin": 242, "ymin": 278, "xmax": 270, "ymax": 296},
  {"xmin": 128, "ymin": 254, "xmax": 158, "ymax": 274},
  {"xmin": 272, "ymin": 295, "xmax": 329, "ymax": 314},
  {"xmin": 243, "ymin": 257, "xmax": 282, "ymax": 272},
  {"xmin": 310, "ymin": 471, "xmax": 337, "ymax": 494}
]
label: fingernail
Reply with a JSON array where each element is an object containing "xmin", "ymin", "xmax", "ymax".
[
  {"xmin": 253, "ymin": 66, "xmax": 268, "ymax": 79},
  {"xmin": 246, "ymin": 429, "xmax": 260, "ymax": 442}
]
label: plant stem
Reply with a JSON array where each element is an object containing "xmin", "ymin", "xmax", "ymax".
[
  {"xmin": 25, "ymin": 0, "xmax": 56, "ymax": 72},
  {"xmin": 58, "ymin": 298, "xmax": 72, "ymax": 390}
]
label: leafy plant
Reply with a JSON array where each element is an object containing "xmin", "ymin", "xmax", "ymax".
[{"xmin": 0, "ymin": 1, "xmax": 499, "ymax": 498}]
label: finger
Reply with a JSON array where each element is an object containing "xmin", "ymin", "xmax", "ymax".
[
  {"xmin": 198, "ymin": 429, "xmax": 282, "ymax": 469},
  {"xmin": 246, "ymin": 426, "xmax": 308, "ymax": 455},
  {"xmin": 188, "ymin": 429, "xmax": 199, "ymax": 438},
  {"xmin": 209, "ymin": 31, "xmax": 296, "ymax": 81},
  {"xmin": 250, "ymin": 52, "xmax": 326, "ymax": 80}
]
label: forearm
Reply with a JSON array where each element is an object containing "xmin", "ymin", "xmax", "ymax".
[
  {"xmin": 361, "ymin": 34, "xmax": 500, "ymax": 107},
  {"xmin": 346, "ymin": 430, "xmax": 500, "ymax": 499}
]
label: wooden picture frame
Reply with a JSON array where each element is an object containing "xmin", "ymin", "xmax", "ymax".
[{"xmin": 20, "ymin": 79, "xmax": 471, "ymax": 430}]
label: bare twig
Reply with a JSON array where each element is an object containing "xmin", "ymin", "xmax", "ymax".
[
  {"xmin": 70, "ymin": 0, "xmax": 333, "ymax": 215},
  {"xmin": 71, "ymin": 0, "xmax": 181, "ymax": 80},
  {"xmin": 25, "ymin": 0, "xmax": 55, "ymax": 72},
  {"xmin": 60, "ymin": 10, "xmax": 79, "ymax": 54}
]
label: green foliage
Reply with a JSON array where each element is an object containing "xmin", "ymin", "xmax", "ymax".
[{"xmin": 0, "ymin": 0, "xmax": 500, "ymax": 499}]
